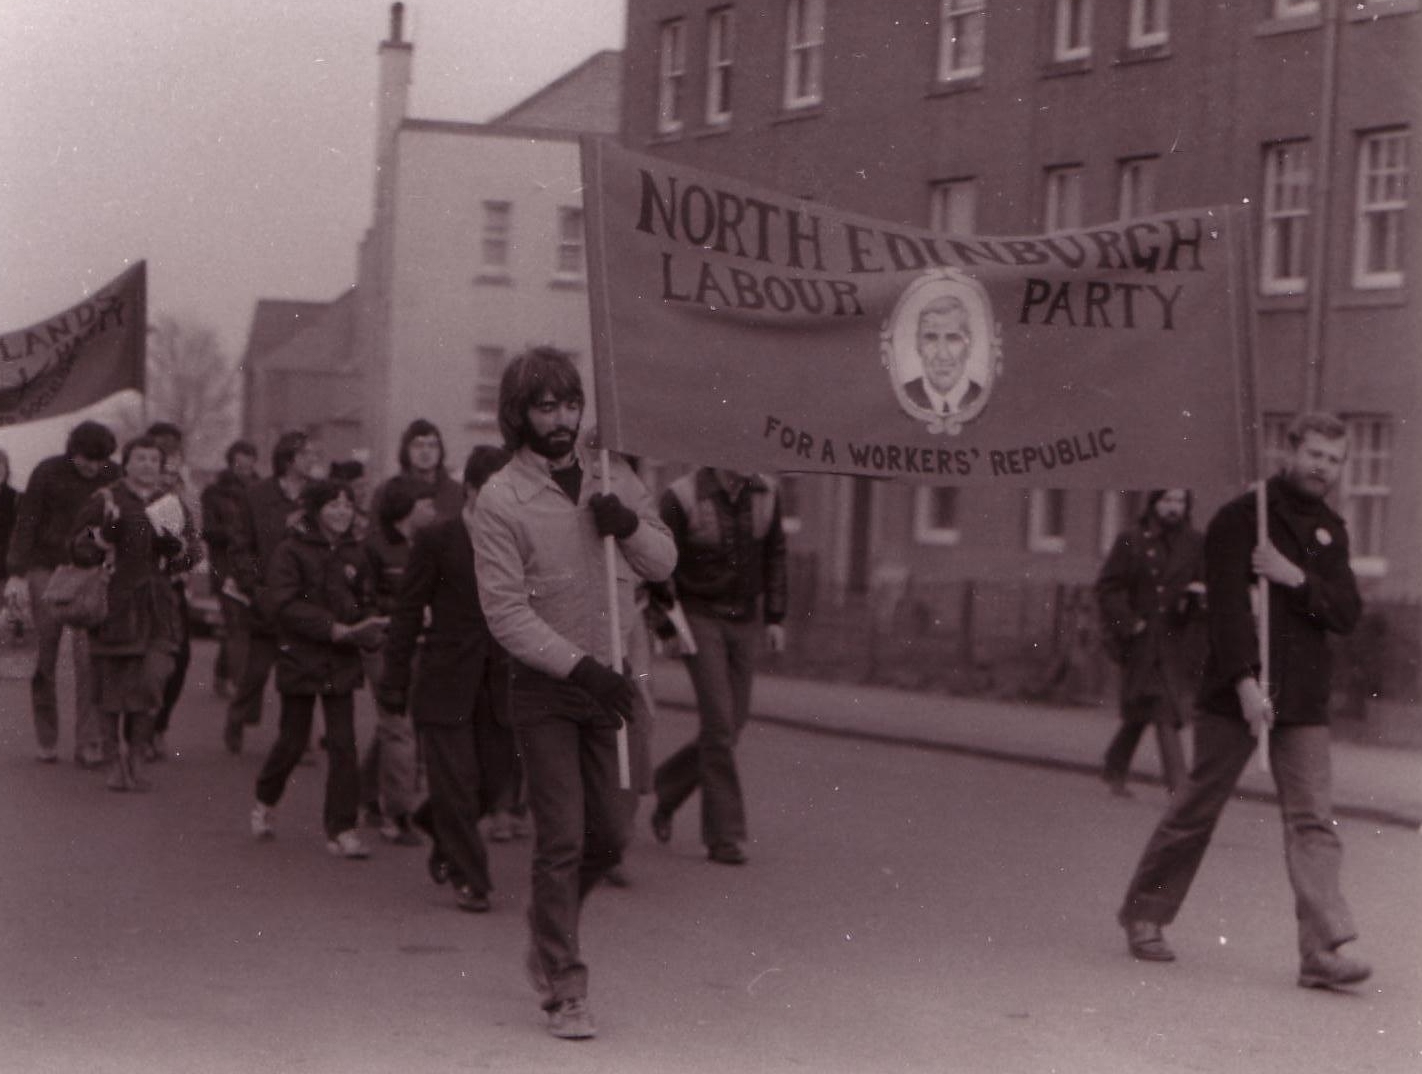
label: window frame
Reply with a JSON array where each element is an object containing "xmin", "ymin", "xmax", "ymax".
[
  {"xmin": 1273, "ymin": 0, "xmax": 1321, "ymax": 17},
  {"xmin": 473, "ymin": 345, "xmax": 507, "ymax": 415},
  {"xmin": 1352, "ymin": 127, "xmax": 1408, "ymax": 291},
  {"xmin": 554, "ymin": 206, "xmax": 585, "ymax": 279},
  {"xmin": 783, "ymin": 0, "xmax": 826, "ymax": 111},
  {"xmin": 1053, "ymin": 0, "xmax": 1093, "ymax": 62},
  {"xmin": 1127, "ymin": 0, "xmax": 1169, "ymax": 49},
  {"xmin": 929, "ymin": 177, "xmax": 978, "ymax": 234},
  {"xmin": 1043, "ymin": 164, "xmax": 1085, "ymax": 232},
  {"xmin": 1116, "ymin": 155, "xmax": 1157, "ymax": 221},
  {"xmin": 479, "ymin": 200, "xmax": 512, "ymax": 273},
  {"xmin": 1341, "ymin": 414, "xmax": 1392, "ymax": 576},
  {"xmin": 914, "ymin": 487, "xmax": 962, "ymax": 546},
  {"xmin": 706, "ymin": 6, "xmax": 735, "ymax": 127},
  {"xmin": 657, "ymin": 18, "xmax": 688, "ymax": 136},
  {"xmin": 1261, "ymin": 139, "xmax": 1312, "ymax": 295},
  {"xmin": 937, "ymin": 0, "xmax": 987, "ymax": 82},
  {"xmin": 1027, "ymin": 489, "xmax": 1068, "ymax": 553}
]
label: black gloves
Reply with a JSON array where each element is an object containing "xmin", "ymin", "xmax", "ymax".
[
  {"xmin": 152, "ymin": 532, "xmax": 184, "ymax": 559},
  {"xmin": 568, "ymin": 655, "xmax": 636, "ymax": 724},
  {"xmin": 589, "ymin": 493, "xmax": 639, "ymax": 539}
]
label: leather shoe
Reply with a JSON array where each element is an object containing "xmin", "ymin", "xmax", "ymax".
[
  {"xmin": 650, "ymin": 808, "xmax": 673, "ymax": 845},
  {"xmin": 454, "ymin": 885, "xmax": 491, "ymax": 913},
  {"xmin": 1298, "ymin": 948, "xmax": 1371, "ymax": 989},
  {"xmin": 1124, "ymin": 920, "xmax": 1175, "ymax": 962},
  {"xmin": 707, "ymin": 842, "xmax": 747, "ymax": 866}
]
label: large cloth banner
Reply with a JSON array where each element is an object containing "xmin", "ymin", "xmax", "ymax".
[
  {"xmin": 580, "ymin": 139, "xmax": 1253, "ymax": 488},
  {"xmin": 0, "ymin": 262, "xmax": 147, "ymax": 427}
]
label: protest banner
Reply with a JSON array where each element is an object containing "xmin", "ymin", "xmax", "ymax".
[
  {"xmin": 580, "ymin": 138, "xmax": 1257, "ymax": 490},
  {"xmin": 0, "ymin": 262, "xmax": 147, "ymax": 428}
]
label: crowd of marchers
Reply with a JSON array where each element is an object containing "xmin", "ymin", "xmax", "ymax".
[
  {"xmin": 0, "ymin": 365, "xmax": 1374, "ymax": 1037},
  {"xmin": 0, "ymin": 346, "xmax": 791, "ymax": 1041}
]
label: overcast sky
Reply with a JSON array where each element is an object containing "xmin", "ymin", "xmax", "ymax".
[
  {"xmin": 0, "ymin": 1, "xmax": 625, "ymax": 479},
  {"xmin": 0, "ymin": 0, "xmax": 627, "ymax": 356}
]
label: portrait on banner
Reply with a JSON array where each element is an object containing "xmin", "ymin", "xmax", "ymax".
[{"xmin": 881, "ymin": 270, "xmax": 1001, "ymax": 435}]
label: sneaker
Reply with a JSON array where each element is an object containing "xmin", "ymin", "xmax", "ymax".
[
  {"xmin": 75, "ymin": 744, "xmax": 106, "ymax": 770},
  {"xmin": 326, "ymin": 829, "xmax": 371, "ymax": 859},
  {"xmin": 36, "ymin": 746, "xmax": 59, "ymax": 764},
  {"xmin": 547, "ymin": 997, "xmax": 596, "ymax": 1040},
  {"xmin": 250, "ymin": 803, "xmax": 276, "ymax": 841},
  {"xmin": 379, "ymin": 816, "xmax": 423, "ymax": 847},
  {"xmin": 1298, "ymin": 948, "xmax": 1372, "ymax": 990}
]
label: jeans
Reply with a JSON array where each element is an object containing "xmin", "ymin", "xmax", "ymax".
[
  {"xmin": 26, "ymin": 568, "xmax": 100, "ymax": 754},
  {"xmin": 358, "ymin": 650, "xmax": 419, "ymax": 818},
  {"xmin": 255, "ymin": 693, "xmax": 360, "ymax": 839},
  {"xmin": 653, "ymin": 614, "xmax": 759, "ymax": 846},
  {"xmin": 1103, "ymin": 695, "xmax": 1187, "ymax": 793},
  {"xmin": 1118, "ymin": 710, "xmax": 1357, "ymax": 958},
  {"xmin": 514, "ymin": 674, "xmax": 627, "ymax": 1009}
]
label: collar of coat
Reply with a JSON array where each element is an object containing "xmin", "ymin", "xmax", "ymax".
[{"xmin": 505, "ymin": 445, "xmax": 609, "ymax": 505}]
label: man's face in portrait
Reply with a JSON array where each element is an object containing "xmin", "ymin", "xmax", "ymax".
[
  {"xmin": 916, "ymin": 301, "xmax": 972, "ymax": 396},
  {"xmin": 1285, "ymin": 431, "xmax": 1348, "ymax": 501}
]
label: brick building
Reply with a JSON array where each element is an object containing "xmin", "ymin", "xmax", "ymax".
[{"xmin": 618, "ymin": 0, "xmax": 1419, "ymax": 725}]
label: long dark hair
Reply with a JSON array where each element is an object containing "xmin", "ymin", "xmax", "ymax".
[{"xmin": 496, "ymin": 347, "xmax": 583, "ymax": 451}]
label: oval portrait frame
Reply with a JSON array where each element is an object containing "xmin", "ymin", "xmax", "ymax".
[{"xmin": 880, "ymin": 269, "xmax": 1003, "ymax": 436}]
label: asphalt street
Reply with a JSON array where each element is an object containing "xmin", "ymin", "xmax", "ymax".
[{"xmin": 1, "ymin": 637, "xmax": 1419, "ymax": 1074}]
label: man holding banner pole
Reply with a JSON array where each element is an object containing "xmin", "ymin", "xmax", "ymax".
[
  {"xmin": 1117, "ymin": 412, "xmax": 1371, "ymax": 990},
  {"xmin": 472, "ymin": 346, "xmax": 675, "ymax": 1040}
]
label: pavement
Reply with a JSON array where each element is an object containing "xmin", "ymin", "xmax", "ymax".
[{"xmin": 648, "ymin": 655, "xmax": 1422, "ymax": 831}]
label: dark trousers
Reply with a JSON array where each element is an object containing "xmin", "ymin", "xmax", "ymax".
[
  {"xmin": 227, "ymin": 628, "xmax": 278, "ymax": 729},
  {"xmin": 653, "ymin": 614, "xmax": 759, "ymax": 846},
  {"xmin": 419, "ymin": 722, "xmax": 493, "ymax": 895},
  {"xmin": 255, "ymin": 692, "xmax": 359, "ymax": 839},
  {"xmin": 514, "ymin": 675, "xmax": 627, "ymax": 1009},
  {"xmin": 154, "ymin": 588, "xmax": 190, "ymax": 736},
  {"xmin": 1118, "ymin": 710, "xmax": 1357, "ymax": 958},
  {"xmin": 1103, "ymin": 695, "xmax": 1187, "ymax": 792}
]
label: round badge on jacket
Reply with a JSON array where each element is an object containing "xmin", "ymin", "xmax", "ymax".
[{"xmin": 1315, "ymin": 527, "xmax": 1333, "ymax": 547}]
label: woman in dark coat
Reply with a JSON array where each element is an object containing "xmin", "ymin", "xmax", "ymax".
[
  {"xmin": 71, "ymin": 436, "xmax": 198, "ymax": 792},
  {"xmin": 1095, "ymin": 488, "xmax": 1207, "ymax": 795},
  {"xmin": 378, "ymin": 446, "xmax": 514, "ymax": 912},
  {"xmin": 250, "ymin": 480, "xmax": 384, "ymax": 859}
]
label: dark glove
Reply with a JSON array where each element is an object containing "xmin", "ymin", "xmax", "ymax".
[
  {"xmin": 568, "ymin": 655, "xmax": 636, "ymax": 724},
  {"xmin": 374, "ymin": 682, "xmax": 407, "ymax": 714},
  {"xmin": 152, "ymin": 532, "xmax": 184, "ymax": 559},
  {"xmin": 588, "ymin": 493, "xmax": 639, "ymax": 539}
]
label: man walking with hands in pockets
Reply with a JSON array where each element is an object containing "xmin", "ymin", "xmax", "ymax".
[{"xmin": 472, "ymin": 346, "xmax": 676, "ymax": 1040}]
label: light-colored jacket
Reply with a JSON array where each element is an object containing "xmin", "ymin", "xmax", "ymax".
[{"xmin": 473, "ymin": 446, "xmax": 676, "ymax": 679}]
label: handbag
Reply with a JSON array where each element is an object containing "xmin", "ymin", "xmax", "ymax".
[{"xmin": 41, "ymin": 561, "xmax": 111, "ymax": 629}]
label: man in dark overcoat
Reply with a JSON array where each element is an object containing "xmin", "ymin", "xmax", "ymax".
[
  {"xmin": 378, "ymin": 446, "xmax": 515, "ymax": 914},
  {"xmin": 1095, "ymin": 489, "xmax": 1205, "ymax": 796}
]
